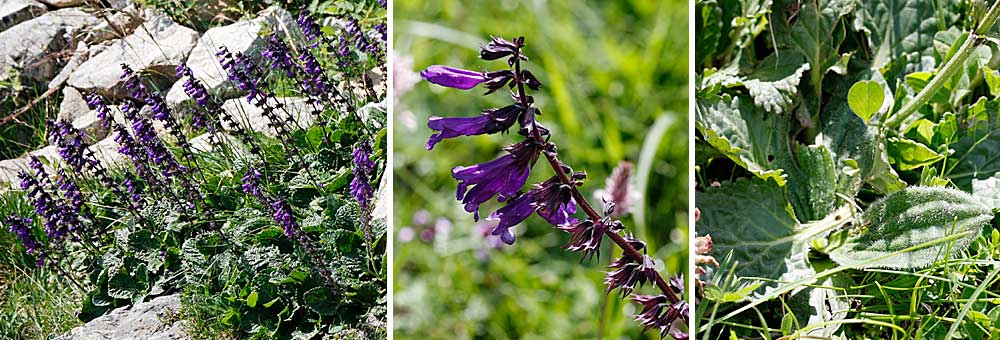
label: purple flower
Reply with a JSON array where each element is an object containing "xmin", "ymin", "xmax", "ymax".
[
  {"xmin": 486, "ymin": 175, "xmax": 579, "ymax": 245},
  {"xmin": 351, "ymin": 140, "xmax": 375, "ymax": 212},
  {"xmin": 297, "ymin": 51, "xmax": 330, "ymax": 97},
  {"xmin": 271, "ymin": 199, "xmax": 298, "ymax": 237},
  {"xmin": 122, "ymin": 174, "xmax": 142, "ymax": 207},
  {"xmin": 421, "ymin": 65, "xmax": 487, "ymax": 90},
  {"xmin": 452, "ymin": 140, "xmax": 540, "ymax": 220},
  {"xmin": 296, "ymin": 9, "xmax": 321, "ymax": 46},
  {"xmin": 87, "ymin": 93, "xmax": 112, "ymax": 127},
  {"xmin": 47, "ymin": 120, "xmax": 95, "ymax": 173},
  {"xmin": 241, "ymin": 168, "xmax": 263, "ymax": 198},
  {"xmin": 531, "ymin": 174, "xmax": 580, "ymax": 227},
  {"xmin": 176, "ymin": 64, "xmax": 213, "ymax": 128},
  {"xmin": 426, "ymin": 104, "xmax": 523, "ymax": 150},
  {"xmin": 6, "ymin": 216, "xmax": 41, "ymax": 256},
  {"xmin": 487, "ymin": 192, "xmax": 533, "ymax": 244},
  {"xmin": 263, "ymin": 35, "xmax": 296, "ymax": 78}
]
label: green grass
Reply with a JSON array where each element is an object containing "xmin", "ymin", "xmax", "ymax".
[
  {"xmin": 393, "ymin": 0, "xmax": 688, "ymax": 338},
  {"xmin": 0, "ymin": 261, "xmax": 83, "ymax": 339}
]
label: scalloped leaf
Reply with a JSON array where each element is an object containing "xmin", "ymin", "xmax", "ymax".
[
  {"xmin": 696, "ymin": 94, "xmax": 788, "ymax": 186},
  {"xmin": 827, "ymin": 186, "xmax": 992, "ymax": 269}
]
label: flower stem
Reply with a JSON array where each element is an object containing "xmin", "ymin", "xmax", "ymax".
[
  {"xmin": 886, "ymin": 0, "xmax": 1000, "ymax": 129},
  {"xmin": 512, "ymin": 46, "xmax": 682, "ymax": 305}
]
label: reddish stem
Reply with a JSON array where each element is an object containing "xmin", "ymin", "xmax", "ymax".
[{"xmin": 510, "ymin": 45, "xmax": 680, "ymax": 304}]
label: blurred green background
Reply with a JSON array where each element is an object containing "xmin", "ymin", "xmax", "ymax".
[{"xmin": 392, "ymin": 0, "xmax": 688, "ymax": 338}]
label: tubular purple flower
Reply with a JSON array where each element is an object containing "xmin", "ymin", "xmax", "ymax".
[
  {"xmin": 263, "ymin": 35, "xmax": 296, "ymax": 78},
  {"xmin": 421, "ymin": 65, "xmax": 487, "ymax": 90},
  {"xmin": 176, "ymin": 64, "xmax": 213, "ymax": 127},
  {"xmin": 452, "ymin": 140, "xmax": 540, "ymax": 220},
  {"xmin": 487, "ymin": 192, "xmax": 533, "ymax": 244},
  {"xmin": 296, "ymin": 9, "xmax": 321, "ymax": 46},
  {"xmin": 531, "ymin": 174, "xmax": 580, "ymax": 227},
  {"xmin": 87, "ymin": 93, "xmax": 112, "ymax": 127},
  {"xmin": 6, "ymin": 216, "xmax": 41, "ymax": 256},
  {"xmin": 271, "ymin": 199, "xmax": 298, "ymax": 237},
  {"xmin": 241, "ymin": 168, "xmax": 263, "ymax": 198},
  {"xmin": 426, "ymin": 104, "xmax": 523, "ymax": 150},
  {"xmin": 351, "ymin": 140, "xmax": 375, "ymax": 212}
]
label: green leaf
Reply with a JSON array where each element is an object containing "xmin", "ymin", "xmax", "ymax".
[
  {"xmin": 703, "ymin": 281, "xmax": 762, "ymax": 303},
  {"xmin": 303, "ymin": 287, "xmax": 337, "ymax": 316},
  {"xmin": 695, "ymin": 94, "xmax": 788, "ymax": 186},
  {"xmin": 704, "ymin": 53, "xmax": 810, "ymax": 114},
  {"xmin": 246, "ymin": 291, "xmax": 259, "ymax": 308},
  {"xmin": 781, "ymin": 312, "xmax": 795, "ymax": 335},
  {"xmin": 949, "ymin": 120, "xmax": 1000, "ymax": 191},
  {"xmin": 827, "ymin": 186, "xmax": 993, "ymax": 269},
  {"xmin": 697, "ymin": 178, "xmax": 836, "ymax": 291},
  {"xmin": 819, "ymin": 71, "xmax": 906, "ymax": 195},
  {"xmin": 904, "ymin": 119, "xmax": 936, "ymax": 145},
  {"xmin": 985, "ymin": 66, "xmax": 1000, "ymax": 98},
  {"xmin": 886, "ymin": 137, "xmax": 944, "ymax": 171},
  {"xmin": 847, "ymin": 80, "xmax": 885, "ymax": 121}
]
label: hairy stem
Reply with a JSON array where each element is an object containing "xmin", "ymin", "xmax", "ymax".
[
  {"xmin": 512, "ymin": 47, "xmax": 681, "ymax": 304},
  {"xmin": 886, "ymin": 0, "xmax": 1000, "ymax": 129}
]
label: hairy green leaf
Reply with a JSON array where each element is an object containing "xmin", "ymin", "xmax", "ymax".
[
  {"xmin": 827, "ymin": 186, "xmax": 992, "ymax": 269},
  {"xmin": 696, "ymin": 94, "xmax": 789, "ymax": 185}
]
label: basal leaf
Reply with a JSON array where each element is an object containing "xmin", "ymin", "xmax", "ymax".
[
  {"xmin": 886, "ymin": 137, "xmax": 944, "ymax": 171},
  {"xmin": 696, "ymin": 94, "xmax": 788, "ymax": 186},
  {"xmin": 827, "ymin": 186, "xmax": 993, "ymax": 269},
  {"xmin": 696, "ymin": 178, "xmax": 803, "ymax": 286},
  {"xmin": 704, "ymin": 53, "xmax": 810, "ymax": 114},
  {"xmin": 847, "ymin": 80, "xmax": 885, "ymax": 121}
]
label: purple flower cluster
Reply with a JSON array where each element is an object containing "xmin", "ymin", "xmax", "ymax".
[
  {"xmin": 176, "ymin": 64, "xmax": 212, "ymax": 129},
  {"xmin": 47, "ymin": 120, "xmax": 97, "ymax": 173},
  {"xmin": 351, "ymin": 140, "xmax": 375, "ymax": 213},
  {"xmin": 87, "ymin": 93, "xmax": 112, "ymax": 127},
  {"xmin": 297, "ymin": 9, "xmax": 322, "ymax": 47},
  {"xmin": 263, "ymin": 34, "xmax": 297, "ymax": 78},
  {"xmin": 271, "ymin": 198, "xmax": 298, "ymax": 237},
  {"xmin": 19, "ymin": 158, "xmax": 78, "ymax": 241},
  {"xmin": 218, "ymin": 48, "xmax": 271, "ymax": 106},
  {"xmin": 421, "ymin": 35, "xmax": 688, "ymax": 335},
  {"xmin": 6, "ymin": 216, "xmax": 41, "ymax": 256},
  {"xmin": 241, "ymin": 168, "xmax": 263, "ymax": 198}
]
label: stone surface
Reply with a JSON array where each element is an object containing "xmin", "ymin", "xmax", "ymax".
[
  {"xmin": 0, "ymin": 8, "xmax": 98, "ymax": 84},
  {"xmin": 188, "ymin": 132, "xmax": 243, "ymax": 154},
  {"xmin": 0, "ymin": 0, "xmax": 46, "ymax": 32},
  {"xmin": 166, "ymin": 7, "xmax": 300, "ymax": 108},
  {"xmin": 53, "ymin": 294, "xmax": 188, "ymax": 340},
  {"xmin": 68, "ymin": 10, "xmax": 198, "ymax": 98},
  {"xmin": 36, "ymin": 0, "xmax": 83, "ymax": 8},
  {"xmin": 88, "ymin": 134, "xmax": 126, "ymax": 167},
  {"xmin": 82, "ymin": 2, "xmax": 143, "ymax": 44},
  {"xmin": 0, "ymin": 157, "xmax": 30, "ymax": 187},
  {"xmin": 50, "ymin": 42, "xmax": 91, "ymax": 89},
  {"xmin": 29, "ymin": 145, "xmax": 61, "ymax": 165},
  {"xmin": 219, "ymin": 96, "xmax": 314, "ymax": 137},
  {"xmin": 58, "ymin": 85, "xmax": 89, "ymax": 121}
]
